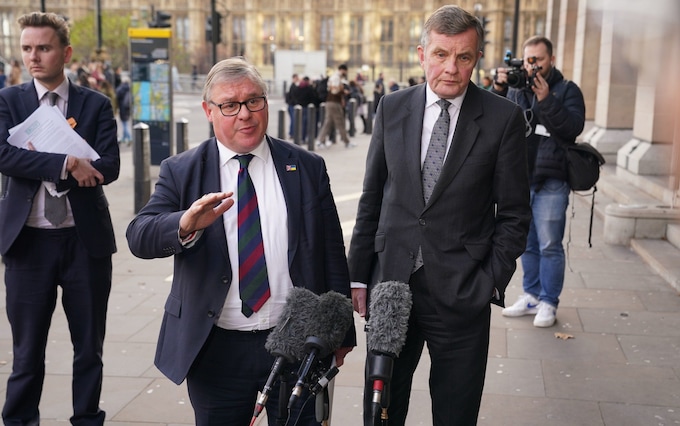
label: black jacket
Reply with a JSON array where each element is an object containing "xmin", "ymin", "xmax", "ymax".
[{"xmin": 495, "ymin": 68, "xmax": 585, "ymax": 184}]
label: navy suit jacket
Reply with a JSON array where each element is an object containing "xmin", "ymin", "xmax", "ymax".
[
  {"xmin": 0, "ymin": 81, "xmax": 120, "ymax": 258},
  {"xmin": 348, "ymin": 83, "xmax": 531, "ymax": 327},
  {"xmin": 126, "ymin": 136, "xmax": 356, "ymax": 385}
]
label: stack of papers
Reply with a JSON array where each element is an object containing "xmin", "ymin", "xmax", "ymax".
[{"xmin": 8, "ymin": 104, "xmax": 100, "ymax": 161}]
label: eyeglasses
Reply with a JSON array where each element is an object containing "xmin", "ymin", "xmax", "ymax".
[{"xmin": 209, "ymin": 96, "xmax": 267, "ymax": 116}]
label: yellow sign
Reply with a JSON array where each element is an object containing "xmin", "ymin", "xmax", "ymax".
[{"xmin": 128, "ymin": 28, "xmax": 172, "ymax": 39}]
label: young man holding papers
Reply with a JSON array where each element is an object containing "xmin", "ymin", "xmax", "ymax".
[{"xmin": 0, "ymin": 12, "xmax": 119, "ymax": 425}]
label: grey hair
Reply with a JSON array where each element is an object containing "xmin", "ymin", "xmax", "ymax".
[
  {"xmin": 420, "ymin": 5, "xmax": 484, "ymax": 53},
  {"xmin": 202, "ymin": 56, "xmax": 268, "ymax": 102}
]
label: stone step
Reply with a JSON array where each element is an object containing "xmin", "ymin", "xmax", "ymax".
[
  {"xmin": 630, "ymin": 238, "xmax": 680, "ymax": 293},
  {"xmin": 668, "ymin": 223, "xmax": 680, "ymax": 250}
]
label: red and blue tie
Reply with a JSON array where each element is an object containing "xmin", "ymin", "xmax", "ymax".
[{"xmin": 236, "ymin": 154, "xmax": 270, "ymax": 317}]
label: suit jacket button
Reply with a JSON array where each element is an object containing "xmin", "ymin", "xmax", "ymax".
[
  {"xmin": 419, "ymin": 219, "xmax": 426, "ymax": 226},
  {"xmin": 207, "ymin": 311, "xmax": 215, "ymax": 318},
  {"xmin": 221, "ymin": 276, "xmax": 228, "ymax": 284}
]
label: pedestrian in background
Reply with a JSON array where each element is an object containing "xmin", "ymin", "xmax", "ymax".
[{"xmin": 493, "ymin": 35, "xmax": 586, "ymax": 327}]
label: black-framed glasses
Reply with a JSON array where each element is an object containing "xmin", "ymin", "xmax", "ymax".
[{"xmin": 209, "ymin": 96, "xmax": 267, "ymax": 116}]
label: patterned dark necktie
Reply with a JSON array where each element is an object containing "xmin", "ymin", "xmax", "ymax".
[
  {"xmin": 414, "ymin": 99, "xmax": 451, "ymax": 271},
  {"xmin": 422, "ymin": 98, "xmax": 451, "ymax": 203},
  {"xmin": 236, "ymin": 154, "xmax": 271, "ymax": 317},
  {"xmin": 44, "ymin": 92, "xmax": 68, "ymax": 227}
]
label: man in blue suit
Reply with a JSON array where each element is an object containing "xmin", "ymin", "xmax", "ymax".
[
  {"xmin": 0, "ymin": 12, "xmax": 120, "ymax": 426},
  {"xmin": 126, "ymin": 57, "xmax": 355, "ymax": 426}
]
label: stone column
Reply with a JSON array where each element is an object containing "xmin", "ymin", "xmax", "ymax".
[
  {"xmin": 572, "ymin": 0, "xmax": 601, "ymax": 121},
  {"xmin": 618, "ymin": 9, "xmax": 677, "ymax": 178},
  {"xmin": 581, "ymin": 1, "xmax": 637, "ymax": 163}
]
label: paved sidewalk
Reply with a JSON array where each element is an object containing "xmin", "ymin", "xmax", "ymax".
[{"xmin": 1, "ymin": 93, "xmax": 679, "ymax": 425}]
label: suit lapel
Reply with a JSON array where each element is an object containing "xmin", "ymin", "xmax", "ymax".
[
  {"xmin": 427, "ymin": 83, "xmax": 482, "ymax": 205},
  {"xmin": 267, "ymin": 136, "xmax": 300, "ymax": 266},
  {"xmin": 397, "ymin": 87, "xmax": 427, "ymax": 203},
  {"xmin": 200, "ymin": 140, "xmax": 230, "ymax": 262}
]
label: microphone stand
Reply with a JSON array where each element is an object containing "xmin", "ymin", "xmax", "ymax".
[{"xmin": 275, "ymin": 372, "xmax": 290, "ymax": 426}]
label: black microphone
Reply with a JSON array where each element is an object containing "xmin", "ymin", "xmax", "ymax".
[
  {"xmin": 288, "ymin": 290, "xmax": 353, "ymax": 409},
  {"xmin": 252, "ymin": 287, "xmax": 319, "ymax": 420},
  {"xmin": 366, "ymin": 281, "xmax": 412, "ymax": 422}
]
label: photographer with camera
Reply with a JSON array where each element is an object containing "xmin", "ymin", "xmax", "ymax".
[{"xmin": 492, "ymin": 36, "xmax": 585, "ymax": 328}]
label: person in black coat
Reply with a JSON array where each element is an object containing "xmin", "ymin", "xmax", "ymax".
[{"xmin": 115, "ymin": 76, "xmax": 132, "ymax": 144}]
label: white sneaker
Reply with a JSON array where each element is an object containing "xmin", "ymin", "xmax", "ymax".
[
  {"xmin": 533, "ymin": 301, "xmax": 557, "ymax": 327},
  {"xmin": 502, "ymin": 293, "xmax": 539, "ymax": 317}
]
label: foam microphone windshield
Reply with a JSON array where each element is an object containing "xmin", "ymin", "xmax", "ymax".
[
  {"xmin": 367, "ymin": 281, "xmax": 412, "ymax": 356},
  {"xmin": 264, "ymin": 286, "xmax": 319, "ymax": 361},
  {"xmin": 366, "ymin": 281, "xmax": 412, "ymax": 421},
  {"xmin": 253, "ymin": 287, "xmax": 320, "ymax": 421},
  {"xmin": 288, "ymin": 290, "xmax": 354, "ymax": 408}
]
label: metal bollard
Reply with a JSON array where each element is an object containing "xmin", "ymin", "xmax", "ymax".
[
  {"xmin": 293, "ymin": 105, "xmax": 303, "ymax": 145},
  {"xmin": 278, "ymin": 108, "xmax": 286, "ymax": 140},
  {"xmin": 176, "ymin": 118, "xmax": 189, "ymax": 154},
  {"xmin": 306, "ymin": 103, "xmax": 317, "ymax": 151},
  {"xmin": 133, "ymin": 122, "xmax": 151, "ymax": 213},
  {"xmin": 348, "ymin": 98, "xmax": 357, "ymax": 137},
  {"xmin": 365, "ymin": 100, "xmax": 373, "ymax": 134}
]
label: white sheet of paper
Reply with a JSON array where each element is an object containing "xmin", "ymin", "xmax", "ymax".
[{"xmin": 7, "ymin": 104, "xmax": 100, "ymax": 161}]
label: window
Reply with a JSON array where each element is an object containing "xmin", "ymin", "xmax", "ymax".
[
  {"xmin": 232, "ymin": 15, "xmax": 246, "ymax": 57},
  {"xmin": 289, "ymin": 16, "xmax": 304, "ymax": 50},
  {"xmin": 262, "ymin": 15, "xmax": 276, "ymax": 65},
  {"xmin": 349, "ymin": 16, "xmax": 363, "ymax": 66},
  {"xmin": 380, "ymin": 17, "xmax": 394, "ymax": 66},
  {"xmin": 320, "ymin": 16, "xmax": 334, "ymax": 64}
]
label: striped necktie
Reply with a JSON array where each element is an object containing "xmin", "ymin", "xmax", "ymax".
[
  {"xmin": 236, "ymin": 154, "xmax": 271, "ymax": 317},
  {"xmin": 44, "ymin": 92, "xmax": 68, "ymax": 227}
]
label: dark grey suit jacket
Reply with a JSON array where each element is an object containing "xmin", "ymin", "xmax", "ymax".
[
  {"xmin": 126, "ymin": 136, "xmax": 356, "ymax": 384},
  {"xmin": 348, "ymin": 82, "xmax": 531, "ymax": 327},
  {"xmin": 0, "ymin": 81, "xmax": 120, "ymax": 258}
]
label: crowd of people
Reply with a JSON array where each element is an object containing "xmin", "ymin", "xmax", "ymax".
[{"xmin": 285, "ymin": 65, "xmax": 412, "ymax": 149}]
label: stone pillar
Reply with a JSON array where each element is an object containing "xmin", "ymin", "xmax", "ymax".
[
  {"xmin": 618, "ymin": 7, "xmax": 678, "ymax": 177},
  {"xmin": 573, "ymin": 0, "xmax": 602, "ymax": 121},
  {"xmin": 555, "ymin": 0, "xmax": 578, "ymax": 77},
  {"xmin": 581, "ymin": 1, "xmax": 637, "ymax": 162}
]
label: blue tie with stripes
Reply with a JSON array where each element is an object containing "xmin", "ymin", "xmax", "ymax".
[{"xmin": 236, "ymin": 154, "xmax": 270, "ymax": 317}]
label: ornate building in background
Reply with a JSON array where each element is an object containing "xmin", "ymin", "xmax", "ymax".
[{"xmin": 0, "ymin": 0, "xmax": 546, "ymax": 82}]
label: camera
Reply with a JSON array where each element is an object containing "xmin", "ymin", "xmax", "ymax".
[{"xmin": 498, "ymin": 51, "xmax": 542, "ymax": 89}]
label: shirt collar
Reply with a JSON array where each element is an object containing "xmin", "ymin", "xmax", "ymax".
[
  {"xmin": 425, "ymin": 82, "xmax": 467, "ymax": 112},
  {"xmin": 217, "ymin": 136, "xmax": 270, "ymax": 169},
  {"xmin": 34, "ymin": 78, "xmax": 69, "ymax": 102}
]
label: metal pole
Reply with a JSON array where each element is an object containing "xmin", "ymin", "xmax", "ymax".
[
  {"xmin": 306, "ymin": 103, "xmax": 316, "ymax": 151},
  {"xmin": 96, "ymin": 0, "xmax": 102, "ymax": 49},
  {"xmin": 133, "ymin": 123, "xmax": 151, "ymax": 213},
  {"xmin": 278, "ymin": 108, "xmax": 286, "ymax": 140},
  {"xmin": 211, "ymin": 0, "xmax": 217, "ymax": 65},
  {"xmin": 365, "ymin": 100, "xmax": 373, "ymax": 135},
  {"xmin": 348, "ymin": 98, "xmax": 357, "ymax": 137},
  {"xmin": 512, "ymin": 0, "xmax": 520, "ymax": 55},
  {"xmin": 293, "ymin": 105, "xmax": 303, "ymax": 145},
  {"xmin": 176, "ymin": 118, "xmax": 189, "ymax": 154}
]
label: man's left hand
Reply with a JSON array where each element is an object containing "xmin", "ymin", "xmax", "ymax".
[
  {"xmin": 532, "ymin": 73, "xmax": 550, "ymax": 102},
  {"xmin": 333, "ymin": 346, "xmax": 354, "ymax": 367}
]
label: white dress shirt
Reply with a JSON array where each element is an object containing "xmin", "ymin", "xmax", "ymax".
[
  {"xmin": 25, "ymin": 79, "xmax": 75, "ymax": 229},
  {"xmin": 215, "ymin": 139, "xmax": 292, "ymax": 331}
]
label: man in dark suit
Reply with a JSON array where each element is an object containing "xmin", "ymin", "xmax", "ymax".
[
  {"xmin": 126, "ymin": 57, "xmax": 355, "ymax": 426},
  {"xmin": 0, "ymin": 12, "xmax": 120, "ymax": 426},
  {"xmin": 348, "ymin": 5, "xmax": 531, "ymax": 426}
]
